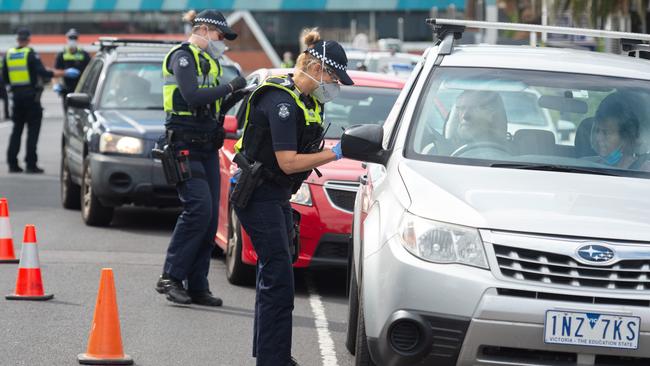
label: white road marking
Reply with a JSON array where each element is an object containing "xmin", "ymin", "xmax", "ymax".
[{"xmin": 306, "ymin": 275, "xmax": 340, "ymax": 366}]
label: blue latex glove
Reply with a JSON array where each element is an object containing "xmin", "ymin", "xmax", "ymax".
[
  {"xmin": 332, "ymin": 142, "xmax": 343, "ymax": 161},
  {"xmin": 53, "ymin": 83, "xmax": 63, "ymax": 94},
  {"xmin": 64, "ymin": 68, "xmax": 80, "ymax": 78}
]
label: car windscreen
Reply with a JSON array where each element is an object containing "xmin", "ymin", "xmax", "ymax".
[
  {"xmin": 406, "ymin": 67, "xmax": 650, "ymax": 177},
  {"xmin": 324, "ymin": 86, "xmax": 400, "ymax": 139},
  {"xmin": 99, "ymin": 62, "xmax": 163, "ymax": 110}
]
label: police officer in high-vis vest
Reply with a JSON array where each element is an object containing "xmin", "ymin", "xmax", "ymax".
[
  {"xmin": 155, "ymin": 10, "xmax": 246, "ymax": 306},
  {"xmin": 232, "ymin": 29, "xmax": 351, "ymax": 366},
  {"xmin": 54, "ymin": 28, "xmax": 90, "ymax": 109},
  {"xmin": 3, "ymin": 27, "xmax": 71, "ymax": 173}
]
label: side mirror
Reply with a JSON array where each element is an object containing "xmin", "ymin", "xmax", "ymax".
[
  {"xmin": 66, "ymin": 93, "xmax": 91, "ymax": 109},
  {"xmin": 223, "ymin": 115, "xmax": 241, "ymax": 139},
  {"xmin": 341, "ymin": 124, "xmax": 386, "ymax": 165}
]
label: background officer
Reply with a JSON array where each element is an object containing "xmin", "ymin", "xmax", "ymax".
[
  {"xmin": 280, "ymin": 51, "xmax": 294, "ymax": 68},
  {"xmin": 155, "ymin": 10, "xmax": 247, "ymax": 306},
  {"xmin": 3, "ymin": 27, "xmax": 70, "ymax": 173},
  {"xmin": 0, "ymin": 55, "xmax": 10, "ymax": 120},
  {"xmin": 233, "ymin": 29, "xmax": 351, "ymax": 366},
  {"xmin": 54, "ymin": 28, "xmax": 90, "ymax": 110}
]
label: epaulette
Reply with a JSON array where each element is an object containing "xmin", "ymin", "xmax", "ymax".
[{"xmin": 266, "ymin": 76, "xmax": 294, "ymax": 89}]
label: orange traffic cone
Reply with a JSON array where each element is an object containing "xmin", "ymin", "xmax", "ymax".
[
  {"xmin": 78, "ymin": 268, "xmax": 133, "ymax": 365},
  {"xmin": 0, "ymin": 198, "xmax": 19, "ymax": 263},
  {"xmin": 6, "ymin": 225, "xmax": 53, "ymax": 301}
]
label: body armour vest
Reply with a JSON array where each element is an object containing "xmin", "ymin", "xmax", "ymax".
[
  {"xmin": 162, "ymin": 42, "xmax": 222, "ymax": 131},
  {"xmin": 236, "ymin": 75, "xmax": 324, "ymax": 191},
  {"xmin": 6, "ymin": 47, "xmax": 32, "ymax": 87}
]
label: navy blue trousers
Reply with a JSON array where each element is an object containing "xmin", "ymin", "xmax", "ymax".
[
  {"xmin": 235, "ymin": 198, "xmax": 294, "ymax": 366},
  {"xmin": 163, "ymin": 151, "xmax": 220, "ymax": 291},
  {"xmin": 7, "ymin": 99, "xmax": 42, "ymax": 168}
]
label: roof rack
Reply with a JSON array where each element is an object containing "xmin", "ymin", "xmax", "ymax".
[
  {"xmin": 427, "ymin": 18, "xmax": 650, "ymax": 58},
  {"xmin": 95, "ymin": 37, "xmax": 180, "ymax": 51}
]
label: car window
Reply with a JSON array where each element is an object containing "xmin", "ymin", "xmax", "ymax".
[
  {"xmin": 406, "ymin": 66, "xmax": 650, "ymax": 177},
  {"xmin": 324, "ymin": 86, "xmax": 400, "ymax": 139},
  {"xmin": 98, "ymin": 62, "xmax": 163, "ymax": 110},
  {"xmin": 220, "ymin": 64, "xmax": 239, "ymax": 85},
  {"xmin": 78, "ymin": 59, "xmax": 103, "ymax": 97}
]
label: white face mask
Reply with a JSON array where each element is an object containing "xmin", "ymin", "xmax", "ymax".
[
  {"xmin": 196, "ymin": 30, "xmax": 226, "ymax": 60},
  {"xmin": 67, "ymin": 40, "xmax": 78, "ymax": 48},
  {"xmin": 302, "ymin": 43, "xmax": 340, "ymax": 103},
  {"xmin": 303, "ymin": 70, "xmax": 340, "ymax": 103}
]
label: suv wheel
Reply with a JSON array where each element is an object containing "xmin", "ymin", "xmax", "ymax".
[
  {"xmin": 225, "ymin": 208, "xmax": 255, "ymax": 286},
  {"xmin": 355, "ymin": 294, "xmax": 377, "ymax": 366},
  {"xmin": 81, "ymin": 157, "xmax": 114, "ymax": 226},
  {"xmin": 346, "ymin": 261, "xmax": 359, "ymax": 355},
  {"xmin": 60, "ymin": 147, "xmax": 81, "ymax": 209}
]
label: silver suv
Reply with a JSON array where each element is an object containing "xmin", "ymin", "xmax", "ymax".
[{"xmin": 343, "ymin": 19, "xmax": 650, "ymax": 366}]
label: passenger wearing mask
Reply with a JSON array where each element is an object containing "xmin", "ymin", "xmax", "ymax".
[{"xmin": 590, "ymin": 93, "xmax": 645, "ymax": 169}]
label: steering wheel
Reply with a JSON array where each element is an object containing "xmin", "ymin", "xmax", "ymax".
[{"xmin": 451, "ymin": 142, "xmax": 511, "ymax": 157}]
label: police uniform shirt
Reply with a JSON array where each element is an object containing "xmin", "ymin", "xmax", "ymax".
[
  {"xmin": 248, "ymin": 87, "xmax": 321, "ymax": 200},
  {"xmin": 55, "ymin": 48, "xmax": 90, "ymax": 91},
  {"xmin": 2, "ymin": 48, "xmax": 54, "ymax": 99}
]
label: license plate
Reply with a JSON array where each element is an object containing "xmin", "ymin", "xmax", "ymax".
[{"xmin": 544, "ymin": 310, "xmax": 640, "ymax": 349}]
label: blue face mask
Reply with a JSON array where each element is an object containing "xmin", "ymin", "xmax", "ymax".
[{"xmin": 604, "ymin": 146, "xmax": 623, "ymax": 165}]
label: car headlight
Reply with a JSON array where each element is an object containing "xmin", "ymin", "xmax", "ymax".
[
  {"xmin": 99, "ymin": 133, "xmax": 143, "ymax": 155},
  {"xmin": 290, "ymin": 183, "xmax": 312, "ymax": 206},
  {"xmin": 399, "ymin": 213, "xmax": 488, "ymax": 269}
]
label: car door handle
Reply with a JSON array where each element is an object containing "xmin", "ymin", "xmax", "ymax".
[{"xmin": 359, "ymin": 174, "xmax": 368, "ymax": 185}]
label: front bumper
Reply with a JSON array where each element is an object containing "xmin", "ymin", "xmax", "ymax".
[
  {"xmin": 291, "ymin": 183, "xmax": 354, "ymax": 268},
  {"xmin": 364, "ymin": 236, "xmax": 650, "ymax": 366},
  {"xmin": 89, "ymin": 153, "xmax": 179, "ymax": 207}
]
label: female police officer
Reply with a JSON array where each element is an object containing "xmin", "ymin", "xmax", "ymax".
[
  {"xmin": 155, "ymin": 10, "xmax": 247, "ymax": 306},
  {"xmin": 232, "ymin": 29, "xmax": 352, "ymax": 365}
]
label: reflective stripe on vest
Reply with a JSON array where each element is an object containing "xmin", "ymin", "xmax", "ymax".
[
  {"xmin": 162, "ymin": 43, "xmax": 222, "ymax": 117},
  {"xmin": 234, "ymin": 76, "xmax": 322, "ymax": 152},
  {"xmin": 62, "ymin": 47, "xmax": 85, "ymax": 62},
  {"xmin": 6, "ymin": 47, "xmax": 31, "ymax": 86}
]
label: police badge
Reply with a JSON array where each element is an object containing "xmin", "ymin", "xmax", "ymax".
[
  {"xmin": 179, "ymin": 57, "xmax": 189, "ymax": 68},
  {"xmin": 278, "ymin": 103, "xmax": 290, "ymax": 120}
]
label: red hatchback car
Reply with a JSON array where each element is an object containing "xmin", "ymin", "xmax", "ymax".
[{"xmin": 215, "ymin": 69, "xmax": 404, "ymax": 285}]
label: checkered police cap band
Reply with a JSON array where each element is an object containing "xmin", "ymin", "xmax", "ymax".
[
  {"xmin": 307, "ymin": 44, "xmax": 347, "ymax": 71},
  {"xmin": 194, "ymin": 17, "xmax": 228, "ymax": 29}
]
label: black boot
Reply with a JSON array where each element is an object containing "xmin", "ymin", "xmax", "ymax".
[
  {"xmin": 155, "ymin": 274, "xmax": 171, "ymax": 294},
  {"xmin": 165, "ymin": 280, "xmax": 192, "ymax": 305},
  {"xmin": 8, "ymin": 165, "xmax": 23, "ymax": 173},
  {"xmin": 188, "ymin": 290, "xmax": 223, "ymax": 307},
  {"xmin": 25, "ymin": 166, "xmax": 44, "ymax": 174}
]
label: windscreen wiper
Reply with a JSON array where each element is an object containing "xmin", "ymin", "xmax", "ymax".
[{"xmin": 490, "ymin": 163, "xmax": 620, "ymax": 176}]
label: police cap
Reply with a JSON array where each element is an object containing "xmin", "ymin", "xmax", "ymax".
[
  {"xmin": 193, "ymin": 10, "xmax": 237, "ymax": 41},
  {"xmin": 66, "ymin": 28, "xmax": 79, "ymax": 40},
  {"xmin": 16, "ymin": 27, "xmax": 31, "ymax": 42},
  {"xmin": 305, "ymin": 40, "xmax": 354, "ymax": 85}
]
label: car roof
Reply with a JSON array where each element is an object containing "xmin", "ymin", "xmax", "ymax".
[
  {"xmin": 439, "ymin": 44, "xmax": 650, "ymax": 81},
  {"xmin": 251, "ymin": 68, "xmax": 406, "ymax": 89}
]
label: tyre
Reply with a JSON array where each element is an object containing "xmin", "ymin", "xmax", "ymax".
[
  {"xmin": 346, "ymin": 261, "xmax": 359, "ymax": 355},
  {"xmin": 225, "ymin": 209, "xmax": 255, "ymax": 286},
  {"xmin": 60, "ymin": 147, "xmax": 81, "ymax": 210},
  {"xmin": 81, "ymin": 156, "xmax": 114, "ymax": 226},
  {"xmin": 355, "ymin": 293, "xmax": 377, "ymax": 366}
]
